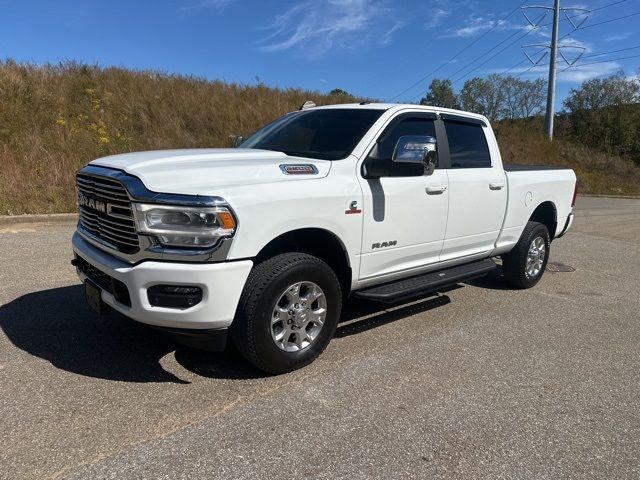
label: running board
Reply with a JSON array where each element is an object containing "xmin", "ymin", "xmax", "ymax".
[{"xmin": 353, "ymin": 259, "xmax": 497, "ymax": 303}]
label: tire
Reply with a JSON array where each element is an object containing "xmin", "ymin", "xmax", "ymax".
[
  {"xmin": 231, "ymin": 253, "xmax": 342, "ymax": 374},
  {"xmin": 501, "ymin": 221, "xmax": 550, "ymax": 289}
]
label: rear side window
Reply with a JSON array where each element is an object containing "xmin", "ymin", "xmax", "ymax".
[{"xmin": 444, "ymin": 121, "xmax": 491, "ymax": 168}]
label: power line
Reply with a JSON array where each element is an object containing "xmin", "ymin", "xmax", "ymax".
[
  {"xmin": 501, "ymin": 58, "xmax": 532, "ymax": 76},
  {"xmin": 449, "ymin": 0, "xmax": 630, "ymax": 86},
  {"xmin": 582, "ymin": 44, "xmax": 640, "ymax": 59},
  {"xmin": 574, "ymin": 10, "xmax": 640, "ymax": 30},
  {"xmin": 515, "ymin": 62, "xmax": 548, "ymax": 78},
  {"xmin": 446, "ymin": 30, "xmax": 528, "ymax": 82},
  {"xmin": 450, "ymin": 28, "xmax": 539, "ymax": 85},
  {"xmin": 402, "ymin": 0, "xmax": 633, "ymax": 103},
  {"xmin": 562, "ymin": 53, "xmax": 640, "ymax": 71},
  {"xmin": 389, "ymin": 0, "xmax": 528, "ymax": 101},
  {"xmin": 589, "ymin": 0, "xmax": 627, "ymax": 13}
]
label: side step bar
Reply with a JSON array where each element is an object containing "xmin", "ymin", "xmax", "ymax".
[{"xmin": 353, "ymin": 258, "xmax": 497, "ymax": 303}]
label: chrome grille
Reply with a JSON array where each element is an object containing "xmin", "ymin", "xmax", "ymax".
[{"xmin": 76, "ymin": 173, "xmax": 140, "ymax": 254}]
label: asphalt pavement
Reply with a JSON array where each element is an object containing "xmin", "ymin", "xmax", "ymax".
[{"xmin": 1, "ymin": 197, "xmax": 639, "ymax": 479}]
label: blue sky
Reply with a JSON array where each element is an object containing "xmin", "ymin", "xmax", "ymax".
[{"xmin": 1, "ymin": 0, "xmax": 639, "ymax": 107}]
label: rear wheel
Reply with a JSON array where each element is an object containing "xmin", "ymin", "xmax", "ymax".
[
  {"xmin": 232, "ymin": 253, "xmax": 342, "ymax": 374},
  {"xmin": 501, "ymin": 221, "xmax": 550, "ymax": 289}
]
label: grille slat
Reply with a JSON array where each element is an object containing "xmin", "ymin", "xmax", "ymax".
[
  {"xmin": 97, "ymin": 229, "xmax": 140, "ymax": 248},
  {"xmin": 76, "ymin": 176, "xmax": 124, "ymax": 189},
  {"xmin": 94, "ymin": 216, "xmax": 136, "ymax": 232},
  {"xmin": 97, "ymin": 221, "xmax": 137, "ymax": 239},
  {"xmin": 77, "ymin": 183, "xmax": 129, "ymax": 197},
  {"xmin": 80, "ymin": 210, "xmax": 136, "ymax": 231},
  {"xmin": 76, "ymin": 173, "xmax": 140, "ymax": 254},
  {"xmin": 77, "ymin": 185, "xmax": 130, "ymax": 203}
]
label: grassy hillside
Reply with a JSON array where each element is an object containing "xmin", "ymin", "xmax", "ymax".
[
  {"xmin": 1, "ymin": 61, "xmax": 638, "ymax": 215},
  {"xmin": 495, "ymin": 122, "xmax": 640, "ymax": 196}
]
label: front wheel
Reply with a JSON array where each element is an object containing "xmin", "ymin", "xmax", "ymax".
[
  {"xmin": 501, "ymin": 221, "xmax": 550, "ymax": 289},
  {"xmin": 232, "ymin": 253, "xmax": 342, "ymax": 374}
]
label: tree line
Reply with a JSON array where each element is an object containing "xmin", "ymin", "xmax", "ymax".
[
  {"xmin": 419, "ymin": 75, "xmax": 547, "ymax": 122},
  {"xmin": 558, "ymin": 72, "xmax": 640, "ymax": 166},
  {"xmin": 420, "ymin": 71, "xmax": 640, "ymax": 165}
]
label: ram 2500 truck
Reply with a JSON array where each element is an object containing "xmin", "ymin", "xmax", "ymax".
[{"xmin": 72, "ymin": 103, "xmax": 577, "ymax": 374}]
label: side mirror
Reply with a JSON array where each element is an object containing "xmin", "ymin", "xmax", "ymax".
[
  {"xmin": 231, "ymin": 135, "xmax": 244, "ymax": 148},
  {"xmin": 392, "ymin": 135, "xmax": 437, "ymax": 175}
]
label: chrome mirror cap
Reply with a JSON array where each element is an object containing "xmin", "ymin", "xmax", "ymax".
[{"xmin": 392, "ymin": 135, "xmax": 437, "ymax": 174}]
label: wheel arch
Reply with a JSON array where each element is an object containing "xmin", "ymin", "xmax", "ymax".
[
  {"xmin": 254, "ymin": 228, "xmax": 352, "ymax": 297},
  {"xmin": 529, "ymin": 201, "xmax": 557, "ymax": 240}
]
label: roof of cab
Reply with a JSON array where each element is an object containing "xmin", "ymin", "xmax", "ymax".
[{"xmin": 311, "ymin": 102, "xmax": 489, "ymax": 123}]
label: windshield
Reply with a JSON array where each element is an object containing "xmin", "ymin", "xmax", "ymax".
[{"xmin": 241, "ymin": 108, "xmax": 384, "ymax": 160}]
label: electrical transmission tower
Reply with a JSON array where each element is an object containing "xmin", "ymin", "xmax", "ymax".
[{"xmin": 521, "ymin": 2, "xmax": 590, "ymax": 140}]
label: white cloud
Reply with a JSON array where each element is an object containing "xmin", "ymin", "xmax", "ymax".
[
  {"xmin": 558, "ymin": 62, "xmax": 621, "ymax": 82},
  {"xmin": 446, "ymin": 15, "xmax": 541, "ymax": 38},
  {"xmin": 604, "ymin": 33, "xmax": 631, "ymax": 42},
  {"xmin": 180, "ymin": 0, "xmax": 232, "ymax": 12},
  {"xmin": 383, "ymin": 20, "xmax": 406, "ymax": 45},
  {"xmin": 257, "ymin": 0, "xmax": 400, "ymax": 56},
  {"xmin": 424, "ymin": 1, "xmax": 450, "ymax": 28}
]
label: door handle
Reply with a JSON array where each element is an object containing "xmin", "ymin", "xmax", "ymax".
[
  {"xmin": 489, "ymin": 182, "xmax": 505, "ymax": 190},
  {"xmin": 426, "ymin": 185, "xmax": 447, "ymax": 195}
]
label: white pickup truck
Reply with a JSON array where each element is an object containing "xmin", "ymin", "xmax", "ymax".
[{"xmin": 72, "ymin": 102, "xmax": 577, "ymax": 373}]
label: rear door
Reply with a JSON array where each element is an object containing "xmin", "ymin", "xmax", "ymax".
[
  {"xmin": 440, "ymin": 114, "xmax": 507, "ymax": 261},
  {"xmin": 358, "ymin": 113, "xmax": 449, "ymax": 282}
]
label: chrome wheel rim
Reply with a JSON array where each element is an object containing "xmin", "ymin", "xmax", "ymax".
[
  {"xmin": 271, "ymin": 281, "xmax": 327, "ymax": 352},
  {"xmin": 526, "ymin": 236, "xmax": 546, "ymax": 279}
]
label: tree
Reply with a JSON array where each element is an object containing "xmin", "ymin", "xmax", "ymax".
[
  {"xmin": 561, "ymin": 71, "xmax": 640, "ymax": 165},
  {"xmin": 420, "ymin": 79, "xmax": 458, "ymax": 109},
  {"xmin": 502, "ymin": 76, "xmax": 546, "ymax": 120},
  {"xmin": 459, "ymin": 74, "xmax": 506, "ymax": 121},
  {"xmin": 329, "ymin": 88, "xmax": 352, "ymax": 97},
  {"xmin": 563, "ymin": 71, "xmax": 639, "ymax": 112},
  {"xmin": 459, "ymin": 75, "xmax": 546, "ymax": 121}
]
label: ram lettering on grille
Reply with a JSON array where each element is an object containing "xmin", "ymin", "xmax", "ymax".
[{"xmin": 75, "ymin": 174, "xmax": 140, "ymax": 254}]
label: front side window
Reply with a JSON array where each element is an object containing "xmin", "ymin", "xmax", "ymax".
[
  {"xmin": 444, "ymin": 121, "xmax": 491, "ymax": 168},
  {"xmin": 241, "ymin": 109, "xmax": 384, "ymax": 160},
  {"xmin": 377, "ymin": 117, "xmax": 438, "ymax": 164}
]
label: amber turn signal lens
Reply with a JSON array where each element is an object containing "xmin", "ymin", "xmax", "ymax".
[{"xmin": 217, "ymin": 211, "xmax": 236, "ymax": 230}]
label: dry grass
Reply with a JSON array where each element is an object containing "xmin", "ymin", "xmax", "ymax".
[
  {"xmin": 0, "ymin": 61, "xmax": 359, "ymax": 214},
  {"xmin": 1, "ymin": 61, "xmax": 639, "ymax": 215},
  {"xmin": 495, "ymin": 122, "xmax": 640, "ymax": 196}
]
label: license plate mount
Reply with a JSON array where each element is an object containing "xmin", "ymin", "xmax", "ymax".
[{"xmin": 85, "ymin": 280, "xmax": 109, "ymax": 315}]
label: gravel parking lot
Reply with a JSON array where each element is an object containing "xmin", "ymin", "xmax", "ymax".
[{"xmin": 1, "ymin": 196, "xmax": 639, "ymax": 479}]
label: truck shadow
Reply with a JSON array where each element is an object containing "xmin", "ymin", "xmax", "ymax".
[
  {"xmin": 336, "ymin": 290, "xmax": 456, "ymax": 338},
  {"xmin": 465, "ymin": 266, "xmax": 516, "ymax": 291},
  {"xmin": 0, "ymin": 283, "xmax": 466, "ymax": 383},
  {"xmin": 0, "ymin": 285, "xmax": 261, "ymax": 383}
]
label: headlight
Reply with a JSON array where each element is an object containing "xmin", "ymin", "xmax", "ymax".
[{"xmin": 133, "ymin": 203, "xmax": 236, "ymax": 248}]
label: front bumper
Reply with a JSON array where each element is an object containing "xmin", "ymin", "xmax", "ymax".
[{"xmin": 72, "ymin": 232, "xmax": 253, "ymax": 331}]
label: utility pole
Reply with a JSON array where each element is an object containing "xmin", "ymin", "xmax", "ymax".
[
  {"xmin": 521, "ymin": 2, "xmax": 590, "ymax": 141},
  {"xmin": 545, "ymin": 0, "xmax": 561, "ymax": 140}
]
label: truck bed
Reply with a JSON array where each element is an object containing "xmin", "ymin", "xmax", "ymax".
[
  {"xmin": 497, "ymin": 166, "xmax": 577, "ymax": 248},
  {"xmin": 503, "ymin": 164, "xmax": 570, "ymax": 172}
]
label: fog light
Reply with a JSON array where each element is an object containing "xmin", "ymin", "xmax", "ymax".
[{"xmin": 148, "ymin": 285, "xmax": 203, "ymax": 309}]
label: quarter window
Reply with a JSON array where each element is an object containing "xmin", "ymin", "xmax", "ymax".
[{"xmin": 444, "ymin": 121, "xmax": 491, "ymax": 168}]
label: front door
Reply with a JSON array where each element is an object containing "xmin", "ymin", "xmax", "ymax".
[{"xmin": 358, "ymin": 113, "xmax": 449, "ymax": 282}]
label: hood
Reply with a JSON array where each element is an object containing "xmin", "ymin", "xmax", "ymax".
[{"xmin": 90, "ymin": 148, "xmax": 331, "ymax": 196}]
